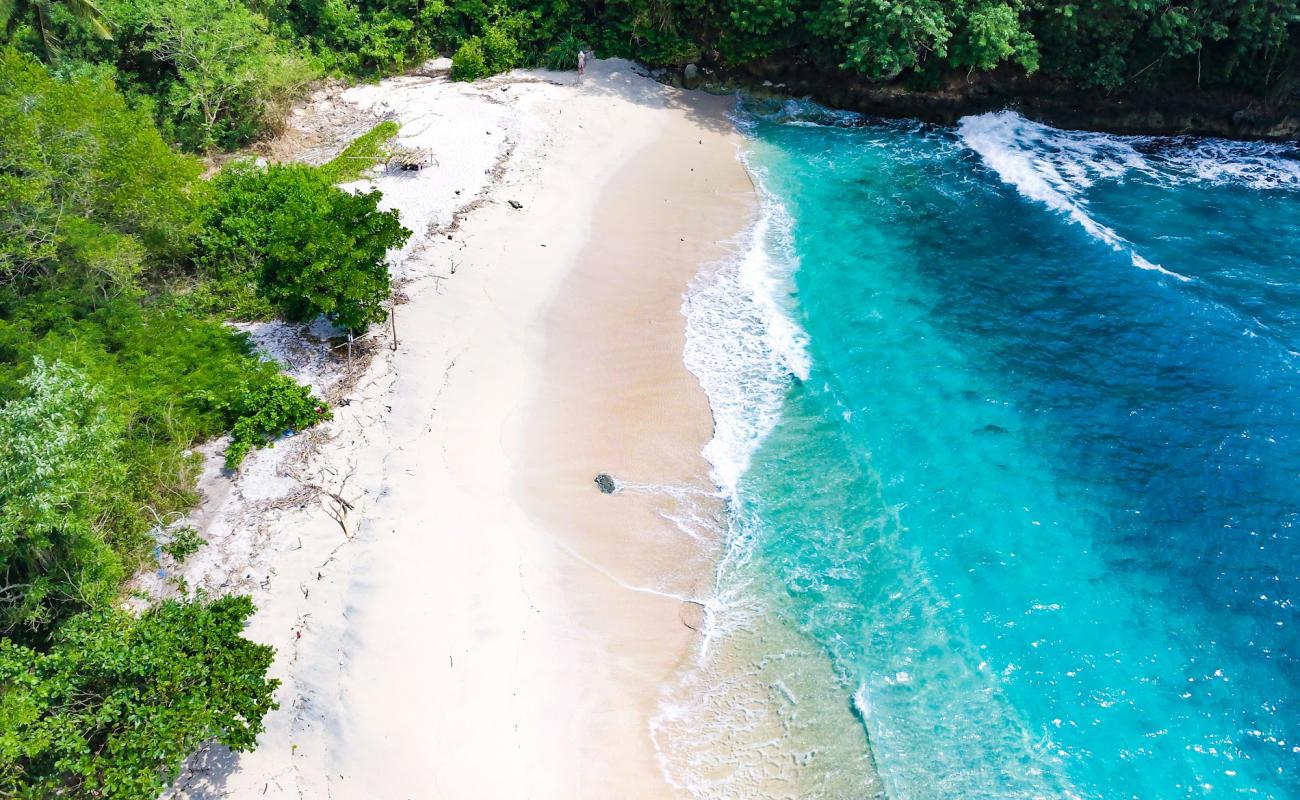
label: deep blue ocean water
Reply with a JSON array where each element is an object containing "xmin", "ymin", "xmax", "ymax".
[{"xmin": 662, "ymin": 105, "xmax": 1300, "ymax": 799}]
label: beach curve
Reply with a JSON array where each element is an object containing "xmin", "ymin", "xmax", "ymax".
[{"xmin": 166, "ymin": 59, "xmax": 755, "ymax": 799}]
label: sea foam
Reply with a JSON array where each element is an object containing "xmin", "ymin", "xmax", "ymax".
[
  {"xmin": 649, "ymin": 138, "xmax": 881, "ymax": 799},
  {"xmin": 957, "ymin": 111, "xmax": 1192, "ymax": 282},
  {"xmin": 681, "ymin": 152, "xmax": 809, "ymax": 498},
  {"xmin": 657, "ymin": 99, "xmax": 1300, "ymax": 800}
]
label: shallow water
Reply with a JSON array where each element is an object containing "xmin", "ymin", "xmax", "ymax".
[{"xmin": 657, "ymin": 104, "xmax": 1300, "ymax": 799}]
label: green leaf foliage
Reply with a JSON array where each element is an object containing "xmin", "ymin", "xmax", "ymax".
[
  {"xmin": 8, "ymin": 0, "xmax": 1300, "ymax": 129},
  {"xmin": 583, "ymin": 0, "xmax": 700, "ymax": 65},
  {"xmin": 0, "ymin": 359, "xmax": 124, "ymax": 636},
  {"xmin": 955, "ymin": 3, "xmax": 1039, "ymax": 73},
  {"xmin": 0, "ymin": 595, "xmax": 278, "ymax": 799},
  {"xmin": 318, "ymin": 119, "xmax": 401, "ymax": 183},
  {"xmin": 451, "ymin": 34, "xmax": 488, "ymax": 79},
  {"xmin": 0, "ymin": 0, "xmax": 113, "ymax": 63},
  {"xmin": 0, "ymin": 48, "xmax": 204, "ymax": 293},
  {"xmin": 0, "ymin": 298, "xmax": 332, "ymax": 630},
  {"xmin": 200, "ymin": 161, "xmax": 411, "ymax": 331},
  {"xmin": 5, "ymin": 0, "xmax": 320, "ymax": 151},
  {"xmin": 480, "ymin": 14, "xmax": 524, "ymax": 71},
  {"xmin": 541, "ymin": 29, "xmax": 584, "ymax": 70},
  {"xmin": 0, "ymin": 32, "xmax": 339, "ymax": 800},
  {"xmin": 571, "ymin": 0, "xmax": 1300, "ymax": 93},
  {"xmin": 225, "ymin": 374, "xmax": 332, "ymax": 469},
  {"xmin": 161, "ymin": 526, "xmax": 205, "ymax": 562},
  {"xmin": 270, "ymin": 0, "xmax": 444, "ymax": 76},
  {"xmin": 450, "ymin": 10, "xmax": 530, "ymax": 80},
  {"xmin": 129, "ymin": 0, "xmax": 318, "ymax": 149}
]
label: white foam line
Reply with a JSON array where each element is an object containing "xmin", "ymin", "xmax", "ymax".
[
  {"xmin": 1143, "ymin": 138, "xmax": 1300, "ymax": 190},
  {"xmin": 646, "ymin": 126, "xmax": 820, "ymax": 798},
  {"xmin": 957, "ymin": 111, "xmax": 1193, "ymax": 283},
  {"xmin": 681, "ymin": 148, "xmax": 810, "ymax": 498},
  {"xmin": 616, "ymin": 479, "xmax": 723, "ymax": 499},
  {"xmin": 548, "ymin": 535, "xmax": 696, "ymax": 603},
  {"xmin": 1131, "ymin": 252, "xmax": 1193, "ymax": 282}
]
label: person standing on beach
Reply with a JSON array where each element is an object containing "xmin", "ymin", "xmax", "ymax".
[{"xmin": 577, "ymin": 49, "xmax": 587, "ymax": 78}]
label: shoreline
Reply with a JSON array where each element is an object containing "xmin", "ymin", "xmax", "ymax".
[
  {"xmin": 167, "ymin": 60, "xmax": 756, "ymax": 798},
  {"xmin": 518, "ymin": 89, "xmax": 755, "ymax": 794},
  {"xmin": 658, "ymin": 60, "xmax": 1300, "ymax": 142}
]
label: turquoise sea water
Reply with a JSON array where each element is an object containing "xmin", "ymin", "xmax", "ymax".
[{"xmin": 656, "ymin": 105, "xmax": 1300, "ymax": 799}]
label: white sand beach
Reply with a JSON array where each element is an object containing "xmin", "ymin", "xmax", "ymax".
[{"xmin": 163, "ymin": 59, "xmax": 754, "ymax": 798}]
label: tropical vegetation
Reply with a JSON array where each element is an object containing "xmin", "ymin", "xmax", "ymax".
[
  {"xmin": 0, "ymin": 17, "xmax": 404, "ymax": 794},
  {"xmin": 4, "ymin": 0, "xmax": 1296, "ymax": 146},
  {"xmin": 2, "ymin": 0, "xmax": 1298, "ymax": 795}
]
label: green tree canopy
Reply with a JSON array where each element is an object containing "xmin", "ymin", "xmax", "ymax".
[
  {"xmin": 0, "ymin": 595, "xmax": 278, "ymax": 799},
  {"xmin": 0, "ymin": 359, "xmax": 124, "ymax": 637},
  {"xmin": 200, "ymin": 162, "xmax": 411, "ymax": 331},
  {"xmin": 123, "ymin": 0, "xmax": 317, "ymax": 149},
  {"xmin": 0, "ymin": 47, "xmax": 204, "ymax": 295},
  {"xmin": 0, "ymin": 0, "xmax": 112, "ymax": 62}
]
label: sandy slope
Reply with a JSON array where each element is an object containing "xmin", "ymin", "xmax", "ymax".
[{"xmin": 165, "ymin": 60, "xmax": 754, "ymax": 798}]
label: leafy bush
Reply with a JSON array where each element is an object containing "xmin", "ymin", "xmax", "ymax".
[
  {"xmin": 0, "ymin": 595, "xmax": 278, "ymax": 798},
  {"xmin": 273, "ymin": 0, "xmax": 442, "ymax": 76},
  {"xmin": 128, "ymin": 0, "xmax": 319, "ymax": 150},
  {"xmin": 161, "ymin": 527, "xmax": 206, "ymax": 562},
  {"xmin": 0, "ymin": 48, "xmax": 205, "ymax": 294},
  {"xmin": 584, "ymin": 0, "xmax": 699, "ymax": 66},
  {"xmin": 481, "ymin": 21, "xmax": 523, "ymax": 71},
  {"xmin": 0, "ymin": 295, "xmax": 298, "ymax": 447},
  {"xmin": 952, "ymin": 2, "xmax": 1039, "ymax": 72},
  {"xmin": 451, "ymin": 35, "xmax": 489, "ymax": 79},
  {"xmin": 0, "ymin": 298, "xmax": 332, "ymax": 630},
  {"xmin": 200, "ymin": 162, "xmax": 411, "ymax": 331},
  {"xmin": 450, "ymin": 10, "xmax": 533, "ymax": 80},
  {"xmin": 225, "ymin": 375, "xmax": 332, "ymax": 470},
  {"xmin": 0, "ymin": 360, "xmax": 125, "ymax": 637},
  {"xmin": 422, "ymin": 0, "xmax": 496, "ymax": 53},
  {"xmin": 543, "ymin": 31, "xmax": 585, "ymax": 70}
]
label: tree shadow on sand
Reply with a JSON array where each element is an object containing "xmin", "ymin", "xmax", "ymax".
[{"xmin": 164, "ymin": 743, "xmax": 241, "ymax": 799}]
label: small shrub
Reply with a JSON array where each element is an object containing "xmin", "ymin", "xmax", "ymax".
[
  {"xmin": 0, "ymin": 49, "xmax": 205, "ymax": 294},
  {"xmin": 225, "ymin": 375, "xmax": 331, "ymax": 469},
  {"xmin": 481, "ymin": 24, "xmax": 523, "ymax": 72},
  {"xmin": 544, "ymin": 32, "xmax": 584, "ymax": 70},
  {"xmin": 319, "ymin": 120, "xmax": 401, "ymax": 183},
  {"xmin": 451, "ymin": 36, "xmax": 489, "ymax": 80},
  {"xmin": 0, "ymin": 596, "xmax": 278, "ymax": 797},
  {"xmin": 0, "ymin": 359, "xmax": 124, "ymax": 635},
  {"xmin": 162, "ymin": 526, "xmax": 206, "ymax": 562},
  {"xmin": 200, "ymin": 162, "xmax": 411, "ymax": 331}
]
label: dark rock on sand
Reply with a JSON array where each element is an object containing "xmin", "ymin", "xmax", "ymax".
[
  {"xmin": 682, "ymin": 63, "xmax": 702, "ymax": 90},
  {"xmin": 594, "ymin": 473, "xmax": 617, "ymax": 494}
]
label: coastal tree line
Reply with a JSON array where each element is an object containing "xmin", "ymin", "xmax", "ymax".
[
  {"xmin": 0, "ymin": 42, "xmax": 408, "ymax": 796},
  {"xmin": 1, "ymin": 0, "xmax": 1297, "ymax": 795},
  {"xmin": 3, "ymin": 0, "xmax": 1297, "ymax": 122}
]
